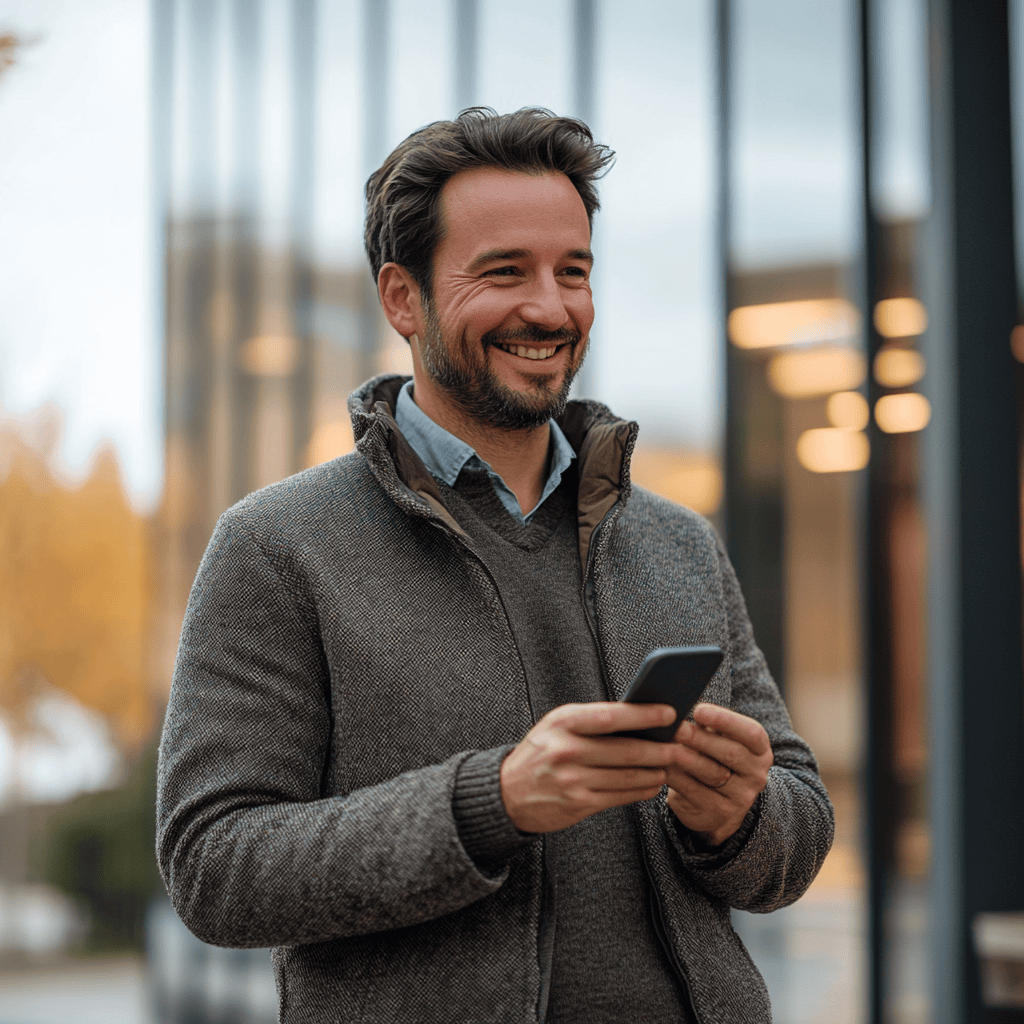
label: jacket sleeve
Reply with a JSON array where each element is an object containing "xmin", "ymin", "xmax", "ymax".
[
  {"xmin": 660, "ymin": 535, "xmax": 835, "ymax": 913},
  {"xmin": 156, "ymin": 514, "xmax": 509, "ymax": 949}
]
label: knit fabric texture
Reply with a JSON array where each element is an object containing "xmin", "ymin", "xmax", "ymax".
[{"xmin": 156, "ymin": 373, "xmax": 835, "ymax": 1024}]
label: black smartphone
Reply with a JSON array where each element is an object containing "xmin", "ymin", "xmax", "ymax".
[{"xmin": 615, "ymin": 645, "xmax": 724, "ymax": 742}]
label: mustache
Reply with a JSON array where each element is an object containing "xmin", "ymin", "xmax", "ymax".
[{"xmin": 482, "ymin": 324, "xmax": 581, "ymax": 348}]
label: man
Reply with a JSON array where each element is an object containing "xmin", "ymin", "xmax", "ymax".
[{"xmin": 158, "ymin": 108, "xmax": 833, "ymax": 1023}]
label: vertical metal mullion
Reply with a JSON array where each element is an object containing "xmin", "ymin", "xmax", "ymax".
[
  {"xmin": 922, "ymin": 2, "xmax": 1024, "ymax": 1021},
  {"xmin": 572, "ymin": 0, "xmax": 596, "ymax": 399},
  {"xmin": 152, "ymin": 0, "xmax": 174, "ymax": 452},
  {"xmin": 361, "ymin": 0, "xmax": 389, "ymax": 383},
  {"xmin": 920, "ymin": 4, "xmax": 962, "ymax": 1013},
  {"xmin": 572, "ymin": 0, "xmax": 596, "ymax": 128},
  {"xmin": 858, "ymin": 1, "xmax": 897, "ymax": 1021},
  {"xmin": 184, "ymin": 0, "xmax": 217, "ymax": 532},
  {"xmin": 291, "ymin": 0, "xmax": 316, "ymax": 470},
  {"xmin": 454, "ymin": 0, "xmax": 477, "ymax": 113},
  {"xmin": 232, "ymin": 0, "xmax": 261, "ymax": 502},
  {"xmin": 717, "ymin": 0, "xmax": 731, "ymax": 436}
]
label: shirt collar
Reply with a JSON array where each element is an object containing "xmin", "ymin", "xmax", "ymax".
[{"xmin": 394, "ymin": 379, "xmax": 576, "ymax": 522}]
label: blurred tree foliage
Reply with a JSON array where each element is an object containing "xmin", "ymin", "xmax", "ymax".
[
  {"xmin": 40, "ymin": 743, "xmax": 160, "ymax": 951},
  {"xmin": 0, "ymin": 30, "xmax": 40, "ymax": 83},
  {"xmin": 0, "ymin": 412, "xmax": 155, "ymax": 750},
  {"xmin": 1, "ymin": 412, "xmax": 161, "ymax": 951}
]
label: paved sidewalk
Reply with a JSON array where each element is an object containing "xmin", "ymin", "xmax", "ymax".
[{"xmin": 0, "ymin": 958, "xmax": 151, "ymax": 1024}]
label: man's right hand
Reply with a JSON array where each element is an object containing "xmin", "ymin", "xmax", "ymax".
[{"xmin": 499, "ymin": 702, "xmax": 679, "ymax": 833}]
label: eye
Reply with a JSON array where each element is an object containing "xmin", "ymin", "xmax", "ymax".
[
  {"xmin": 484, "ymin": 265, "xmax": 520, "ymax": 277},
  {"xmin": 561, "ymin": 265, "xmax": 590, "ymax": 280}
]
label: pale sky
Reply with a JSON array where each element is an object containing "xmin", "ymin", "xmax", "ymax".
[{"xmin": 0, "ymin": 0, "xmax": 159, "ymax": 509}]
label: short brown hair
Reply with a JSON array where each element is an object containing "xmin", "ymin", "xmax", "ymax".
[{"xmin": 363, "ymin": 107, "xmax": 615, "ymax": 303}]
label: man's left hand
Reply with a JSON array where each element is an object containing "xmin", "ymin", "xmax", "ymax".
[{"xmin": 664, "ymin": 703, "xmax": 773, "ymax": 849}]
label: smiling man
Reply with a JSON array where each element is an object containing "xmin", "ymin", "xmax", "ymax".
[{"xmin": 157, "ymin": 108, "xmax": 834, "ymax": 1024}]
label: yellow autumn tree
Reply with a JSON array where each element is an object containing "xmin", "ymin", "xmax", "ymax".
[{"xmin": 0, "ymin": 416, "xmax": 154, "ymax": 752}]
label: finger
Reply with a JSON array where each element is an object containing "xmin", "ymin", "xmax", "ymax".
[
  {"xmin": 666, "ymin": 776, "xmax": 724, "ymax": 813},
  {"xmin": 674, "ymin": 721, "xmax": 751, "ymax": 775},
  {"xmin": 690, "ymin": 704, "xmax": 771, "ymax": 757},
  {"xmin": 669, "ymin": 744, "xmax": 734, "ymax": 790},
  {"xmin": 573, "ymin": 734, "xmax": 679, "ymax": 769},
  {"xmin": 596, "ymin": 785, "xmax": 667, "ymax": 810},
  {"xmin": 550, "ymin": 701, "xmax": 676, "ymax": 737},
  {"xmin": 665, "ymin": 784, "xmax": 729, "ymax": 839},
  {"xmin": 584, "ymin": 766, "xmax": 668, "ymax": 792}
]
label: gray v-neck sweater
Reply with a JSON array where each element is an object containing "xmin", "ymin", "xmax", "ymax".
[{"xmin": 444, "ymin": 468, "xmax": 691, "ymax": 1023}]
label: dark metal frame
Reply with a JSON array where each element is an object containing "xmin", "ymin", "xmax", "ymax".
[{"xmin": 921, "ymin": 2, "xmax": 1024, "ymax": 1022}]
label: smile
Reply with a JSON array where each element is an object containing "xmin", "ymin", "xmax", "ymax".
[{"xmin": 494, "ymin": 343, "xmax": 560, "ymax": 360}]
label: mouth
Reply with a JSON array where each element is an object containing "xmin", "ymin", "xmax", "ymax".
[{"xmin": 492, "ymin": 342, "xmax": 563, "ymax": 361}]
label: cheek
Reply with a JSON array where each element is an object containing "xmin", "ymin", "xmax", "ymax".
[
  {"xmin": 437, "ymin": 279, "xmax": 506, "ymax": 320},
  {"xmin": 568, "ymin": 291, "xmax": 596, "ymax": 335},
  {"xmin": 448, "ymin": 291, "xmax": 523, "ymax": 338}
]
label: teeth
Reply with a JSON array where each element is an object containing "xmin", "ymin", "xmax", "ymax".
[{"xmin": 498, "ymin": 344, "xmax": 556, "ymax": 360}]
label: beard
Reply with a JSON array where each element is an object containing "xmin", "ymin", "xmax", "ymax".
[{"xmin": 417, "ymin": 305, "xmax": 588, "ymax": 432}]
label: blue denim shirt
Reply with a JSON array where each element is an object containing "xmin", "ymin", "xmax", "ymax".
[{"xmin": 394, "ymin": 379, "xmax": 576, "ymax": 524}]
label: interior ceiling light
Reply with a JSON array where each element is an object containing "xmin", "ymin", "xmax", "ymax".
[
  {"xmin": 874, "ymin": 347, "xmax": 926, "ymax": 388},
  {"xmin": 875, "ymin": 393, "xmax": 931, "ymax": 433},
  {"xmin": 826, "ymin": 391, "xmax": 870, "ymax": 431},
  {"xmin": 796, "ymin": 427, "xmax": 870, "ymax": 473},
  {"xmin": 239, "ymin": 334, "xmax": 298, "ymax": 377},
  {"xmin": 874, "ymin": 297, "xmax": 928, "ymax": 338},
  {"xmin": 767, "ymin": 346, "xmax": 866, "ymax": 398},
  {"xmin": 728, "ymin": 298, "xmax": 861, "ymax": 350}
]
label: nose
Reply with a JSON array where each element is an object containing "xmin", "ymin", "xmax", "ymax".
[{"xmin": 517, "ymin": 273, "xmax": 569, "ymax": 332}]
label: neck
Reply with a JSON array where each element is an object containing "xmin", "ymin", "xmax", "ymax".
[{"xmin": 410, "ymin": 377, "xmax": 552, "ymax": 516}]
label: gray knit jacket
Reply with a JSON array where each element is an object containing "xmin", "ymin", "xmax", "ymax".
[{"xmin": 157, "ymin": 374, "xmax": 835, "ymax": 1024}]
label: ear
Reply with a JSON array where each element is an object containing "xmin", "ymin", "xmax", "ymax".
[{"xmin": 378, "ymin": 263, "xmax": 424, "ymax": 340}]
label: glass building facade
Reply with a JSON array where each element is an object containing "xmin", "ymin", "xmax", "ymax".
[{"xmin": 147, "ymin": 2, "xmax": 1024, "ymax": 1022}]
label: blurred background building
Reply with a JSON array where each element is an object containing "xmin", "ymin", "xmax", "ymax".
[{"xmin": 0, "ymin": 0, "xmax": 1022, "ymax": 1022}]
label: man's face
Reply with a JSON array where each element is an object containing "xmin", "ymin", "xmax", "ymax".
[{"xmin": 416, "ymin": 167, "xmax": 595, "ymax": 431}]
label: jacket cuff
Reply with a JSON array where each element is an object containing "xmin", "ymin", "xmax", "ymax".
[
  {"xmin": 452, "ymin": 746, "xmax": 536, "ymax": 873},
  {"xmin": 668, "ymin": 789, "xmax": 763, "ymax": 869}
]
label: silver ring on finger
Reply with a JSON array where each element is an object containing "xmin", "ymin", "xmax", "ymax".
[{"xmin": 710, "ymin": 768, "xmax": 732, "ymax": 790}]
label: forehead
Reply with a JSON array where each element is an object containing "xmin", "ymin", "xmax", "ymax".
[{"xmin": 436, "ymin": 167, "xmax": 590, "ymax": 263}]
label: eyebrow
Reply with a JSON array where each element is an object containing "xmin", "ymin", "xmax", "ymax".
[{"xmin": 466, "ymin": 247, "xmax": 595, "ymax": 273}]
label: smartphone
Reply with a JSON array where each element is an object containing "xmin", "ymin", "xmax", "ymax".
[{"xmin": 615, "ymin": 645, "xmax": 724, "ymax": 742}]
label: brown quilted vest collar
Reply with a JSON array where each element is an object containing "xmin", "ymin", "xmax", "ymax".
[{"xmin": 348, "ymin": 374, "xmax": 638, "ymax": 569}]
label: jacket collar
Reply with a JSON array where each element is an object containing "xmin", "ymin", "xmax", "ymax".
[{"xmin": 348, "ymin": 374, "xmax": 639, "ymax": 568}]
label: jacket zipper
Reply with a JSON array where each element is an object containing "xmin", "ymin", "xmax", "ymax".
[
  {"xmin": 635, "ymin": 818, "xmax": 704, "ymax": 1024},
  {"xmin": 580, "ymin": 511, "xmax": 704, "ymax": 1024},
  {"xmin": 427, "ymin": 515, "xmax": 554, "ymax": 1023},
  {"xmin": 427, "ymin": 497, "xmax": 696, "ymax": 1023}
]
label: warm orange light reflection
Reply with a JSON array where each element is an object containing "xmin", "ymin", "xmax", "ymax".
[
  {"xmin": 1011, "ymin": 325, "xmax": 1024, "ymax": 363},
  {"xmin": 239, "ymin": 334, "xmax": 298, "ymax": 377},
  {"xmin": 875, "ymin": 393, "xmax": 931, "ymax": 433},
  {"xmin": 629, "ymin": 447, "xmax": 722, "ymax": 515},
  {"xmin": 826, "ymin": 391, "xmax": 870, "ymax": 430},
  {"xmin": 728, "ymin": 298, "xmax": 861, "ymax": 349},
  {"xmin": 768, "ymin": 346, "xmax": 866, "ymax": 398},
  {"xmin": 874, "ymin": 297, "xmax": 927, "ymax": 338},
  {"xmin": 796, "ymin": 428, "xmax": 870, "ymax": 473},
  {"xmin": 874, "ymin": 347, "xmax": 926, "ymax": 387},
  {"xmin": 304, "ymin": 419, "xmax": 354, "ymax": 467}
]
